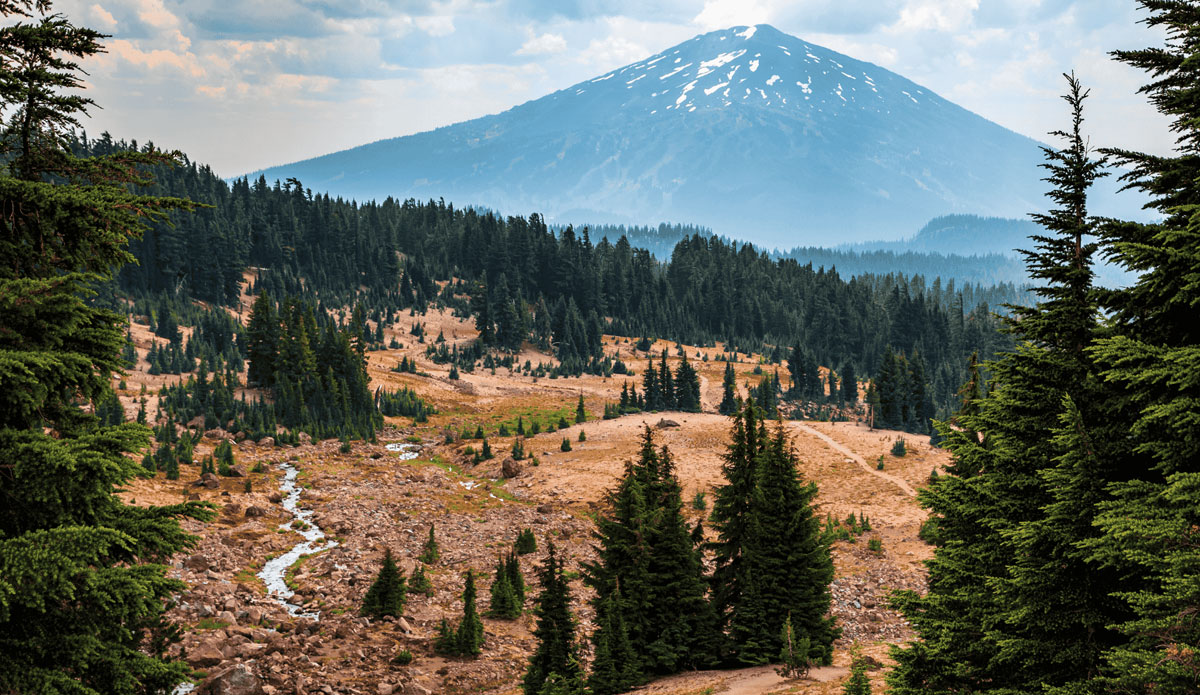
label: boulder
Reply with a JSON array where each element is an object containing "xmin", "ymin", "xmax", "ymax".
[
  {"xmin": 267, "ymin": 493, "xmax": 282, "ymax": 504},
  {"xmin": 228, "ymin": 464, "xmax": 249, "ymax": 477},
  {"xmin": 184, "ymin": 554, "xmax": 209, "ymax": 572},
  {"xmin": 501, "ymin": 457, "xmax": 523, "ymax": 478},
  {"xmin": 205, "ymin": 428, "xmax": 232, "ymax": 441},
  {"xmin": 298, "ymin": 432, "xmax": 312, "ymax": 445},
  {"xmin": 196, "ymin": 663, "xmax": 265, "ymax": 695},
  {"xmin": 196, "ymin": 472, "xmax": 220, "ymax": 489},
  {"xmin": 259, "ymin": 437, "xmax": 275, "ymax": 448},
  {"xmin": 244, "ymin": 506, "xmax": 266, "ymax": 518},
  {"xmin": 186, "ymin": 639, "xmax": 224, "ymax": 668},
  {"xmin": 654, "ymin": 418, "xmax": 680, "ymax": 429}
]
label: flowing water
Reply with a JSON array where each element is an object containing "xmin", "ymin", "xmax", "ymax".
[{"xmin": 256, "ymin": 443, "xmax": 421, "ymax": 619}]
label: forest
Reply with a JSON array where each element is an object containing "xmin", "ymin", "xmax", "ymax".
[
  {"xmin": 1, "ymin": 1, "xmax": 1197, "ymax": 694},
  {"xmin": 82, "ymin": 135, "xmax": 1017, "ymax": 421}
]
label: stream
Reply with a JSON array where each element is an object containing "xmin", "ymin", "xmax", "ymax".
[{"xmin": 256, "ymin": 442, "xmax": 421, "ymax": 620}]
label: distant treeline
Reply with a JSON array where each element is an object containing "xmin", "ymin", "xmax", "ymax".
[{"xmin": 80, "ymin": 134, "xmax": 1013, "ymax": 418}]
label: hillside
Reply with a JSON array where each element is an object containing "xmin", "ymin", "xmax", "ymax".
[{"xmin": 247, "ymin": 24, "xmax": 1066, "ymax": 246}]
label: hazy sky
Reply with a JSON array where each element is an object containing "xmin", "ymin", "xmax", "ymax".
[{"xmin": 56, "ymin": 0, "xmax": 1172, "ymax": 177}]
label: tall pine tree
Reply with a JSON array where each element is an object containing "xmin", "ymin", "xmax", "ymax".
[{"xmin": 0, "ymin": 3, "xmax": 212, "ymax": 691}]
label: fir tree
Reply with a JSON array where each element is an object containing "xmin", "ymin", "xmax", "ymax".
[
  {"xmin": 730, "ymin": 422, "xmax": 836, "ymax": 665},
  {"xmin": 362, "ymin": 548, "xmax": 408, "ymax": 618},
  {"xmin": 419, "ymin": 524, "xmax": 440, "ymax": 563},
  {"xmin": 409, "ymin": 564, "xmax": 433, "ymax": 597},
  {"xmin": 718, "ymin": 361, "xmax": 739, "ymax": 415},
  {"xmin": 506, "ymin": 550, "xmax": 526, "ymax": 604},
  {"xmin": 575, "ymin": 393, "xmax": 587, "ymax": 423},
  {"xmin": 515, "ymin": 528, "xmax": 538, "ymax": 555},
  {"xmin": 453, "ymin": 571, "xmax": 485, "ymax": 656},
  {"xmin": 1082, "ymin": 5, "xmax": 1200, "ymax": 691},
  {"xmin": 0, "ymin": 4, "xmax": 212, "ymax": 691},
  {"xmin": 523, "ymin": 542, "xmax": 583, "ymax": 695},
  {"xmin": 890, "ymin": 73, "xmax": 1110, "ymax": 695},
  {"xmin": 674, "ymin": 353, "xmax": 702, "ymax": 413},
  {"xmin": 709, "ymin": 403, "xmax": 766, "ymax": 651},
  {"xmin": 489, "ymin": 555, "xmax": 521, "ymax": 619},
  {"xmin": 584, "ymin": 428, "xmax": 718, "ymax": 680},
  {"xmin": 587, "ymin": 584, "xmax": 639, "ymax": 695}
]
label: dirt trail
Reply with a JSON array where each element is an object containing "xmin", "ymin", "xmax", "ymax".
[
  {"xmin": 792, "ymin": 423, "xmax": 917, "ymax": 497},
  {"xmin": 628, "ymin": 664, "xmax": 850, "ymax": 695}
]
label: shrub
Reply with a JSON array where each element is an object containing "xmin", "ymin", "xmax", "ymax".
[
  {"xmin": 891, "ymin": 437, "xmax": 907, "ymax": 457},
  {"xmin": 392, "ymin": 650, "xmax": 414, "ymax": 666},
  {"xmin": 867, "ymin": 538, "xmax": 883, "ymax": 554},
  {"xmin": 692, "ymin": 491, "xmax": 707, "ymax": 511},
  {"xmin": 560, "ymin": 437, "xmax": 572, "ymax": 452}
]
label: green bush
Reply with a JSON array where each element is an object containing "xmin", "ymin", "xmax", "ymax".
[
  {"xmin": 890, "ymin": 438, "xmax": 907, "ymax": 457},
  {"xmin": 392, "ymin": 650, "xmax": 414, "ymax": 666}
]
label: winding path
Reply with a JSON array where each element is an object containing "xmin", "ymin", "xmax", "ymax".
[{"xmin": 792, "ymin": 423, "xmax": 917, "ymax": 497}]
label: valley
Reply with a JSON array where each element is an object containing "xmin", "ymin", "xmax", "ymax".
[{"xmin": 121, "ymin": 307, "xmax": 945, "ymax": 695}]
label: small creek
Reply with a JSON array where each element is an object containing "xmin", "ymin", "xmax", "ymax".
[{"xmin": 256, "ymin": 443, "xmax": 421, "ymax": 620}]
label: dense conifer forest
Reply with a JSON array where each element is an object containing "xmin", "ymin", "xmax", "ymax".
[{"xmin": 79, "ymin": 135, "xmax": 1017, "ymax": 419}]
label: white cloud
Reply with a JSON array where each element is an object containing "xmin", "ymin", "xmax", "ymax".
[
  {"xmin": 415, "ymin": 15, "xmax": 456, "ymax": 37},
  {"xmin": 89, "ymin": 3, "xmax": 118, "ymax": 30},
  {"xmin": 889, "ymin": 0, "xmax": 980, "ymax": 33},
  {"xmin": 515, "ymin": 32, "xmax": 567, "ymax": 55},
  {"xmin": 694, "ymin": 0, "xmax": 772, "ymax": 30}
]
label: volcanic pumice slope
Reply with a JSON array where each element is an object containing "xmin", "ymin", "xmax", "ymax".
[{"xmin": 249, "ymin": 24, "xmax": 1061, "ymax": 245}]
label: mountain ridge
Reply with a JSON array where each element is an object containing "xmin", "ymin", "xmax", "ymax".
[{"xmin": 246, "ymin": 24, "xmax": 1134, "ymax": 246}]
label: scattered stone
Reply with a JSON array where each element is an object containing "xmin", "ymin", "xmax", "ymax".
[
  {"xmin": 196, "ymin": 663, "xmax": 265, "ymax": 695},
  {"xmin": 187, "ymin": 640, "xmax": 224, "ymax": 668}
]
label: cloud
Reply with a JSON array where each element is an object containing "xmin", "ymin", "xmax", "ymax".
[
  {"xmin": 515, "ymin": 32, "xmax": 567, "ymax": 55},
  {"xmin": 694, "ymin": 0, "xmax": 771, "ymax": 30},
  {"xmin": 89, "ymin": 3, "xmax": 118, "ymax": 30}
]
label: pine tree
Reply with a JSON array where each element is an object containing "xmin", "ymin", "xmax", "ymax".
[
  {"xmin": 575, "ymin": 393, "xmax": 587, "ymax": 423},
  {"xmin": 587, "ymin": 584, "xmax": 639, "ymax": 695},
  {"xmin": 890, "ymin": 74, "xmax": 1109, "ymax": 695},
  {"xmin": 362, "ymin": 548, "xmax": 408, "ymax": 618},
  {"xmin": 506, "ymin": 550, "xmax": 526, "ymax": 604},
  {"xmin": 489, "ymin": 555, "xmax": 521, "ymax": 619},
  {"xmin": 718, "ymin": 361, "xmax": 739, "ymax": 415},
  {"xmin": 0, "ymin": 4, "xmax": 212, "ymax": 691},
  {"xmin": 729, "ymin": 422, "xmax": 835, "ymax": 665},
  {"xmin": 419, "ymin": 524, "xmax": 440, "ymax": 563},
  {"xmin": 523, "ymin": 542, "xmax": 583, "ymax": 695},
  {"xmin": 453, "ymin": 571, "xmax": 485, "ymax": 656},
  {"xmin": 776, "ymin": 613, "xmax": 811, "ymax": 678},
  {"xmin": 409, "ymin": 564, "xmax": 433, "ymax": 597},
  {"xmin": 1082, "ymin": 5, "xmax": 1200, "ymax": 692},
  {"xmin": 584, "ymin": 428, "xmax": 718, "ymax": 680}
]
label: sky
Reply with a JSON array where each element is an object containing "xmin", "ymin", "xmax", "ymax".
[{"xmin": 53, "ymin": 0, "xmax": 1172, "ymax": 178}]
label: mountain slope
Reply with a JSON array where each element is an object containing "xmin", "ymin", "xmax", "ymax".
[{"xmin": 248, "ymin": 25, "xmax": 1103, "ymax": 245}]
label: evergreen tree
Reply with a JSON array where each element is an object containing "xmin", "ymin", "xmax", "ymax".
[
  {"xmin": 584, "ymin": 428, "xmax": 718, "ymax": 680},
  {"xmin": 453, "ymin": 571, "xmax": 485, "ymax": 656},
  {"xmin": 362, "ymin": 548, "xmax": 408, "ymax": 618},
  {"xmin": 709, "ymin": 403, "xmax": 765, "ymax": 654},
  {"xmin": 1082, "ymin": 5, "xmax": 1200, "ymax": 691},
  {"xmin": 0, "ymin": 4, "xmax": 212, "ymax": 691},
  {"xmin": 674, "ymin": 353, "xmax": 702, "ymax": 412},
  {"xmin": 718, "ymin": 361, "xmax": 739, "ymax": 415},
  {"xmin": 575, "ymin": 393, "xmax": 587, "ymax": 423},
  {"xmin": 890, "ymin": 73, "xmax": 1109, "ymax": 695},
  {"xmin": 409, "ymin": 564, "xmax": 433, "ymax": 597},
  {"xmin": 419, "ymin": 524, "xmax": 440, "ymax": 563},
  {"xmin": 489, "ymin": 555, "xmax": 521, "ymax": 619},
  {"xmin": 523, "ymin": 542, "xmax": 583, "ymax": 695},
  {"xmin": 506, "ymin": 550, "xmax": 526, "ymax": 604},
  {"xmin": 728, "ymin": 422, "xmax": 836, "ymax": 665},
  {"xmin": 515, "ymin": 528, "xmax": 538, "ymax": 555},
  {"xmin": 841, "ymin": 363, "xmax": 858, "ymax": 407},
  {"xmin": 587, "ymin": 585, "xmax": 639, "ymax": 695},
  {"xmin": 843, "ymin": 650, "xmax": 872, "ymax": 695}
]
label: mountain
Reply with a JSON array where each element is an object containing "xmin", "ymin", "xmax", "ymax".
[
  {"xmin": 247, "ymin": 24, "xmax": 1135, "ymax": 246},
  {"xmin": 848, "ymin": 215, "xmax": 1042, "ymax": 257}
]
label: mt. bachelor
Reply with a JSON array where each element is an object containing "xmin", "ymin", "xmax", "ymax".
[{"xmin": 249, "ymin": 24, "xmax": 1132, "ymax": 246}]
